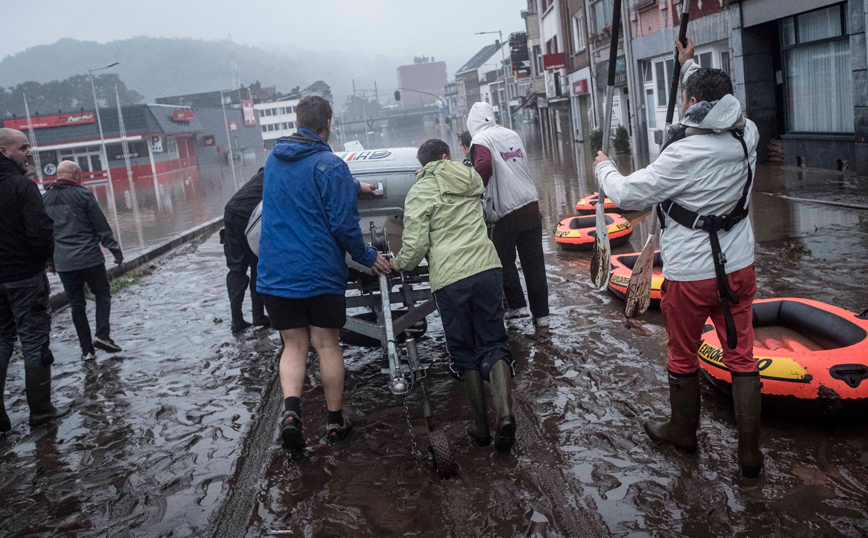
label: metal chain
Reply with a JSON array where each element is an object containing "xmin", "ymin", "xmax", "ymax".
[{"xmin": 403, "ymin": 394, "xmax": 424, "ymax": 463}]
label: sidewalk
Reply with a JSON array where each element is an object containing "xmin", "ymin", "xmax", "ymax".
[{"xmin": 0, "ymin": 232, "xmax": 280, "ymax": 537}]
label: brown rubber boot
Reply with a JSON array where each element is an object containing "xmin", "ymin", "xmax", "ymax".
[
  {"xmin": 462, "ymin": 370, "xmax": 491, "ymax": 446},
  {"xmin": 644, "ymin": 370, "xmax": 701, "ymax": 453},
  {"xmin": 731, "ymin": 373, "xmax": 763, "ymax": 478},
  {"xmin": 489, "ymin": 360, "xmax": 515, "ymax": 452}
]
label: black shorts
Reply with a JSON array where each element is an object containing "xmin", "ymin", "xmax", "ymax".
[{"xmin": 261, "ymin": 293, "xmax": 347, "ymax": 331}]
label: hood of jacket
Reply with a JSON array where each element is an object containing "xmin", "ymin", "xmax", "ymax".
[
  {"xmin": 0, "ymin": 152, "xmax": 26, "ymax": 179},
  {"xmin": 418, "ymin": 159, "xmax": 483, "ymax": 198},
  {"xmin": 271, "ymin": 128, "xmax": 332, "ymax": 163},
  {"xmin": 467, "ymin": 102, "xmax": 497, "ymax": 137},
  {"xmin": 680, "ymin": 94, "xmax": 746, "ymax": 133}
]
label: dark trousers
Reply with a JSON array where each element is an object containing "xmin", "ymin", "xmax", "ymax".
[
  {"xmin": 0, "ymin": 272, "xmax": 54, "ymax": 370},
  {"xmin": 58, "ymin": 263, "xmax": 111, "ymax": 353},
  {"xmin": 223, "ymin": 213, "xmax": 264, "ymax": 324},
  {"xmin": 491, "ymin": 211, "xmax": 550, "ymax": 318},
  {"xmin": 434, "ymin": 269, "xmax": 512, "ymax": 380}
]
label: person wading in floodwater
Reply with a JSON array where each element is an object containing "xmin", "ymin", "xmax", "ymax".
[
  {"xmin": 467, "ymin": 102, "xmax": 550, "ymax": 328},
  {"xmin": 257, "ymin": 96, "xmax": 391, "ymax": 450},
  {"xmin": 392, "ymin": 139, "xmax": 516, "ymax": 452},
  {"xmin": 594, "ymin": 38, "xmax": 763, "ymax": 478},
  {"xmin": 43, "ymin": 161, "xmax": 124, "ymax": 361}
]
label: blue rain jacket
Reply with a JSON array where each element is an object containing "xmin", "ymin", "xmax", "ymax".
[{"xmin": 257, "ymin": 129, "xmax": 377, "ymax": 298}]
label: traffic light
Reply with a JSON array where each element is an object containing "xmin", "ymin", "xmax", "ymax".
[{"xmin": 394, "ymin": 90, "xmax": 401, "ymax": 101}]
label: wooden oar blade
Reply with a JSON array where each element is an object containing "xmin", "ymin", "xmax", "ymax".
[
  {"xmin": 590, "ymin": 199, "xmax": 611, "ymax": 290},
  {"xmin": 625, "ymin": 235, "xmax": 657, "ymax": 317}
]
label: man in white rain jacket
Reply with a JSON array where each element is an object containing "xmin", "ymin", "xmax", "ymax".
[
  {"xmin": 467, "ymin": 102, "xmax": 550, "ymax": 328},
  {"xmin": 594, "ymin": 38, "xmax": 763, "ymax": 478}
]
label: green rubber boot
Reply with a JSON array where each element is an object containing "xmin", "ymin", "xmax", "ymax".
[
  {"xmin": 489, "ymin": 360, "xmax": 515, "ymax": 452},
  {"xmin": 731, "ymin": 373, "xmax": 763, "ymax": 478},
  {"xmin": 644, "ymin": 370, "xmax": 701, "ymax": 453},
  {"xmin": 25, "ymin": 366, "xmax": 71, "ymax": 426},
  {"xmin": 462, "ymin": 370, "xmax": 491, "ymax": 446}
]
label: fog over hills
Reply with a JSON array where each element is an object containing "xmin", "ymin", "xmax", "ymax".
[{"xmin": 0, "ymin": 36, "xmax": 466, "ymax": 106}]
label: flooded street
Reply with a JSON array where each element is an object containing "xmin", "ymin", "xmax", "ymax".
[{"xmin": 2, "ymin": 128, "xmax": 868, "ymax": 537}]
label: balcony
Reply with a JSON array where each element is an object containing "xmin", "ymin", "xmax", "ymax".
[{"xmin": 634, "ymin": 0, "xmax": 656, "ymax": 11}]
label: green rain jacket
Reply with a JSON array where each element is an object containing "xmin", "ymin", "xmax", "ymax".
[{"xmin": 392, "ymin": 159, "xmax": 501, "ymax": 291}]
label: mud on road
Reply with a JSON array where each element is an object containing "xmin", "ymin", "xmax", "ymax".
[{"xmin": 2, "ymin": 140, "xmax": 868, "ymax": 536}]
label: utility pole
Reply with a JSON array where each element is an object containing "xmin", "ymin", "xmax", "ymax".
[
  {"xmin": 220, "ymin": 90, "xmax": 238, "ymax": 189},
  {"xmin": 22, "ymin": 94, "xmax": 42, "ymax": 183},
  {"xmin": 622, "ymin": 0, "xmax": 643, "ymax": 170},
  {"xmin": 88, "ymin": 62, "xmax": 123, "ymax": 249}
]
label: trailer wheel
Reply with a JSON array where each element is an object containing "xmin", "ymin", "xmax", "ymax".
[{"xmin": 427, "ymin": 430, "xmax": 458, "ymax": 479}]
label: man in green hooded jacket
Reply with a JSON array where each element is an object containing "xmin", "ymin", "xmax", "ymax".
[{"xmin": 391, "ymin": 139, "xmax": 516, "ymax": 452}]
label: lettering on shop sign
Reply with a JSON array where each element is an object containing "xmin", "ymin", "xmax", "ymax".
[{"xmin": 4, "ymin": 112, "xmax": 96, "ymax": 130}]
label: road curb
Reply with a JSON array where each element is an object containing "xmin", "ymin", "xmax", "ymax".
[{"xmin": 49, "ymin": 216, "xmax": 225, "ymax": 311}]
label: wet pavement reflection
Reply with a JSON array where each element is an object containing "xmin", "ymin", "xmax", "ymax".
[{"xmin": 1, "ymin": 127, "xmax": 867, "ymax": 537}]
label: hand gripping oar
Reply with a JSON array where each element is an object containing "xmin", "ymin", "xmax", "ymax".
[
  {"xmin": 625, "ymin": 0, "xmax": 691, "ymax": 318},
  {"xmin": 590, "ymin": 0, "xmax": 623, "ymax": 291}
]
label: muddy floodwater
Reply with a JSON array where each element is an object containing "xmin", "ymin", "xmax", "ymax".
[{"xmin": 2, "ymin": 127, "xmax": 868, "ymax": 537}]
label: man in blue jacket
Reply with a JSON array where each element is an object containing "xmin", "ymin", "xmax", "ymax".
[{"xmin": 258, "ymin": 96, "xmax": 390, "ymax": 450}]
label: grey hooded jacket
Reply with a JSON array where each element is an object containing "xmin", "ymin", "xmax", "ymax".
[
  {"xmin": 594, "ymin": 59, "xmax": 759, "ymax": 282},
  {"xmin": 42, "ymin": 182, "xmax": 122, "ymax": 272}
]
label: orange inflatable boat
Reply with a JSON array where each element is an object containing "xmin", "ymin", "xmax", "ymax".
[
  {"xmin": 699, "ymin": 298, "xmax": 868, "ymax": 410},
  {"xmin": 607, "ymin": 250, "xmax": 664, "ymax": 306},
  {"xmin": 575, "ymin": 193, "xmax": 621, "ymax": 214},
  {"xmin": 554, "ymin": 214, "xmax": 632, "ymax": 249}
]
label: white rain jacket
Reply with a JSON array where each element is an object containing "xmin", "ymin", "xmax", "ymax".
[
  {"xmin": 467, "ymin": 102, "xmax": 539, "ymax": 222},
  {"xmin": 595, "ymin": 59, "xmax": 759, "ymax": 282}
]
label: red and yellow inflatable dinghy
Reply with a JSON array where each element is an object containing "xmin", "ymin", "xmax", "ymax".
[
  {"xmin": 575, "ymin": 192, "xmax": 621, "ymax": 214},
  {"xmin": 554, "ymin": 214, "xmax": 632, "ymax": 249},
  {"xmin": 699, "ymin": 298, "xmax": 868, "ymax": 410},
  {"xmin": 608, "ymin": 250, "xmax": 664, "ymax": 307}
]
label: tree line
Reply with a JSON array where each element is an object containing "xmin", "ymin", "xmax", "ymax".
[{"xmin": 0, "ymin": 74, "xmax": 143, "ymax": 120}]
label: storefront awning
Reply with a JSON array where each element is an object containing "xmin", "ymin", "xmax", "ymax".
[{"xmin": 34, "ymin": 136, "xmax": 143, "ymax": 152}]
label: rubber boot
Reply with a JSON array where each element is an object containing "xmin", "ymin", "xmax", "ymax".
[
  {"xmin": 644, "ymin": 370, "xmax": 700, "ymax": 453},
  {"xmin": 731, "ymin": 373, "xmax": 763, "ymax": 478},
  {"xmin": 462, "ymin": 370, "xmax": 491, "ymax": 446},
  {"xmin": 25, "ymin": 366, "xmax": 71, "ymax": 426},
  {"xmin": 489, "ymin": 360, "xmax": 516, "ymax": 452},
  {"xmin": 0, "ymin": 360, "xmax": 9, "ymax": 433}
]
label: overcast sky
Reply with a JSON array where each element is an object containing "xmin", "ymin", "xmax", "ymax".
[{"xmin": 2, "ymin": 0, "xmax": 528, "ymax": 61}]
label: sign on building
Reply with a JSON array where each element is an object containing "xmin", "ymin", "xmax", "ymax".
[
  {"xmin": 228, "ymin": 121, "xmax": 238, "ymax": 131},
  {"xmin": 543, "ymin": 53, "xmax": 567, "ymax": 71},
  {"xmin": 3, "ymin": 112, "xmax": 95, "ymax": 130},
  {"xmin": 203, "ymin": 135, "xmax": 216, "ymax": 146},
  {"xmin": 241, "ymin": 99, "xmax": 257, "ymax": 126},
  {"xmin": 151, "ymin": 136, "xmax": 163, "ymax": 153},
  {"xmin": 172, "ymin": 109, "xmax": 194, "ymax": 122}
]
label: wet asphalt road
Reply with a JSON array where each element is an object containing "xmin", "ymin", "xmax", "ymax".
[{"xmin": 1, "ymin": 128, "xmax": 868, "ymax": 537}]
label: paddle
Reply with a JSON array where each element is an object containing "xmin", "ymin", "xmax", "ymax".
[
  {"xmin": 590, "ymin": 0, "xmax": 623, "ymax": 291},
  {"xmin": 624, "ymin": 0, "xmax": 692, "ymax": 318}
]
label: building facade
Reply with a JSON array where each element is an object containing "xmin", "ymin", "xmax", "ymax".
[{"xmin": 255, "ymin": 99, "xmax": 301, "ymax": 151}]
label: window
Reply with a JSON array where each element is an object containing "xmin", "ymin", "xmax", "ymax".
[
  {"xmin": 781, "ymin": 4, "xmax": 852, "ymax": 133},
  {"xmin": 289, "ymin": 121, "xmax": 295, "ymax": 129},
  {"xmin": 720, "ymin": 51, "xmax": 731, "ymax": 78},
  {"xmin": 655, "ymin": 61, "xmax": 667, "ymax": 106},
  {"xmin": 698, "ymin": 52, "xmax": 713, "ymax": 68},
  {"xmin": 534, "ymin": 45, "xmax": 543, "ymax": 74},
  {"xmin": 258, "ymin": 110, "xmax": 266, "ymax": 118},
  {"xmin": 590, "ymin": 0, "xmax": 615, "ymax": 35},
  {"xmin": 644, "ymin": 61, "xmax": 653, "ymax": 83},
  {"xmin": 541, "ymin": 0, "xmax": 553, "ymax": 12},
  {"xmin": 646, "ymin": 88, "xmax": 656, "ymax": 128},
  {"xmin": 573, "ymin": 12, "xmax": 586, "ymax": 52}
]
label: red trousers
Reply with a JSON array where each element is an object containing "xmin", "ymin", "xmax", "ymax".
[{"xmin": 661, "ymin": 265, "xmax": 757, "ymax": 375}]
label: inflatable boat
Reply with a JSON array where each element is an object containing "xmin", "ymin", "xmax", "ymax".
[
  {"xmin": 575, "ymin": 193, "xmax": 621, "ymax": 214},
  {"xmin": 554, "ymin": 214, "xmax": 633, "ymax": 249},
  {"xmin": 699, "ymin": 298, "xmax": 868, "ymax": 412},
  {"xmin": 608, "ymin": 250, "xmax": 664, "ymax": 306}
]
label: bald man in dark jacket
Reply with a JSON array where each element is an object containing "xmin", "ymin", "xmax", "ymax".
[{"xmin": 0, "ymin": 128, "xmax": 69, "ymax": 432}]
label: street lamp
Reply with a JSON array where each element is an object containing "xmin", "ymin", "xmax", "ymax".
[
  {"xmin": 219, "ymin": 90, "xmax": 239, "ymax": 189},
  {"xmin": 395, "ymin": 87, "xmax": 447, "ymax": 142},
  {"xmin": 88, "ymin": 61, "xmax": 122, "ymax": 248},
  {"xmin": 475, "ymin": 31, "xmax": 513, "ymax": 129}
]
